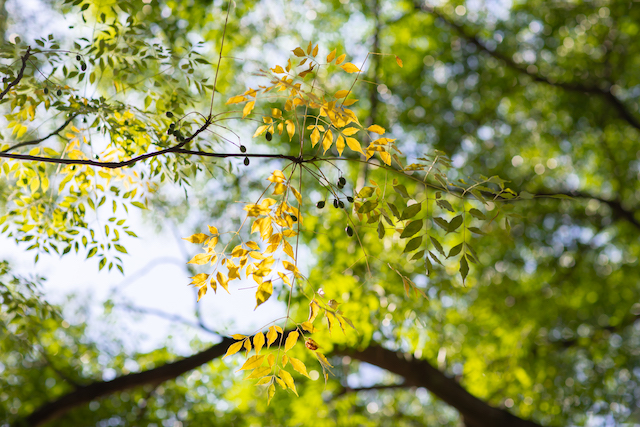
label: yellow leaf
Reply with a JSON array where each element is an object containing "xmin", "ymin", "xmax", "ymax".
[
  {"xmin": 208, "ymin": 225, "xmax": 218, "ymax": 235},
  {"xmin": 341, "ymin": 127, "xmax": 359, "ymax": 136},
  {"xmin": 217, "ymin": 271, "xmax": 230, "ymax": 293},
  {"xmin": 268, "ymin": 353, "xmax": 276, "ymax": 367},
  {"xmin": 278, "ymin": 272, "xmax": 291, "ymax": 287},
  {"xmin": 255, "ymin": 280, "xmax": 273, "ymax": 309},
  {"xmin": 279, "ymin": 369, "xmax": 298, "ymax": 395},
  {"xmin": 301, "ymin": 321, "xmax": 316, "ymax": 333},
  {"xmin": 187, "ymin": 253, "xmax": 211, "ymax": 265},
  {"xmin": 232, "ymin": 334, "xmax": 247, "ymax": 340},
  {"xmin": 336, "ymin": 135, "xmax": 345, "ymax": 156},
  {"xmin": 290, "ymin": 186, "xmax": 302, "ymax": 204},
  {"xmin": 254, "ymin": 332, "xmax": 265, "ymax": 354},
  {"xmin": 223, "ymin": 340, "xmax": 244, "ymax": 359},
  {"xmin": 292, "ymin": 47, "xmax": 306, "ymax": 57},
  {"xmin": 183, "ymin": 233, "xmax": 208, "ymax": 244},
  {"xmin": 16, "ymin": 124, "xmax": 27, "ymax": 139},
  {"xmin": 210, "ymin": 276, "xmax": 217, "ymax": 293},
  {"xmin": 310, "ymin": 127, "xmax": 320, "ymax": 147},
  {"xmin": 284, "ymin": 331, "xmax": 299, "ymax": 352},
  {"xmin": 271, "ymin": 65, "xmax": 285, "ymax": 74},
  {"xmin": 346, "ymin": 137, "xmax": 365, "ymax": 155},
  {"xmin": 243, "ymin": 101, "xmax": 255, "ymax": 118},
  {"xmin": 256, "ymin": 376, "xmax": 272, "ymax": 386},
  {"xmin": 267, "ymin": 326, "xmax": 278, "ymax": 348},
  {"xmin": 286, "ymin": 120, "xmax": 295, "ymax": 140},
  {"xmin": 322, "ymin": 129, "xmax": 333, "ymax": 153},
  {"xmin": 190, "ymin": 273, "xmax": 208, "ymax": 286},
  {"xmin": 290, "ymin": 357, "xmax": 311, "ymax": 378},
  {"xmin": 226, "ymin": 95, "xmax": 247, "ymax": 105},
  {"xmin": 396, "ymin": 55, "xmax": 403, "ymax": 68},
  {"xmin": 282, "ymin": 354, "xmax": 289, "ymax": 367},
  {"xmin": 246, "ymin": 366, "xmax": 271, "ymax": 380},
  {"xmin": 253, "ymin": 124, "xmax": 269, "ymax": 138},
  {"xmin": 336, "ymin": 54, "xmax": 346, "ymax": 65},
  {"xmin": 267, "ymin": 383, "xmax": 276, "ymax": 404},
  {"xmin": 341, "ymin": 63, "xmax": 360, "ymax": 73},
  {"xmin": 312, "ymin": 44, "xmax": 319, "ymax": 57},
  {"xmin": 343, "ymin": 98, "xmax": 358, "ymax": 106},
  {"xmin": 367, "ymin": 124, "xmax": 386, "ymax": 135},
  {"xmin": 246, "ymin": 241, "xmax": 260, "ymax": 250},
  {"xmin": 335, "ymin": 90, "xmax": 349, "ymax": 99},
  {"xmin": 197, "ymin": 285, "xmax": 207, "ymax": 301},
  {"xmin": 283, "ymin": 240, "xmax": 295, "ymax": 259},
  {"xmin": 326, "ymin": 49, "xmax": 336, "ymax": 63},
  {"xmin": 275, "ymin": 376, "xmax": 287, "ymax": 390},
  {"xmin": 238, "ymin": 355, "xmax": 265, "ymax": 371},
  {"xmin": 244, "ymin": 338, "xmax": 252, "ymax": 355},
  {"xmin": 308, "ymin": 299, "xmax": 320, "ymax": 323},
  {"xmin": 306, "ymin": 41, "xmax": 312, "ymax": 54}
]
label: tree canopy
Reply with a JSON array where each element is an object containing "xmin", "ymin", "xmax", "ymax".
[{"xmin": 1, "ymin": 0, "xmax": 640, "ymax": 426}]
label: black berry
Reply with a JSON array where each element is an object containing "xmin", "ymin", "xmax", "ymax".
[
  {"xmin": 290, "ymin": 215, "xmax": 298, "ymax": 222},
  {"xmin": 347, "ymin": 196, "xmax": 354, "ymax": 203},
  {"xmin": 316, "ymin": 201, "xmax": 325, "ymax": 209},
  {"xmin": 333, "ymin": 199, "xmax": 339, "ymax": 208},
  {"xmin": 338, "ymin": 177, "xmax": 346, "ymax": 186},
  {"xmin": 43, "ymin": 87, "xmax": 49, "ymax": 95},
  {"xmin": 244, "ymin": 157, "xmax": 250, "ymax": 166},
  {"xmin": 81, "ymin": 62, "xmax": 87, "ymax": 71},
  {"xmin": 56, "ymin": 89, "xmax": 62, "ymax": 96},
  {"xmin": 345, "ymin": 226, "xmax": 354, "ymax": 237},
  {"xmin": 339, "ymin": 201, "xmax": 345, "ymax": 209},
  {"xmin": 166, "ymin": 111, "xmax": 174, "ymax": 118},
  {"xmin": 265, "ymin": 132, "xmax": 272, "ymax": 141},
  {"xmin": 76, "ymin": 55, "xmax": 81, "ymax": 61},
  {"xmin": 240, "ymin": 145, "xmax": 247, "ymax": 153}
]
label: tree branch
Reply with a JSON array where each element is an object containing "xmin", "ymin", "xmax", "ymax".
[
  {"xmin": 21, "ymin": 332, "xmax": 543, "ymax": 427},
  {"xmin": 0, "ymin": 46, "xmax": 31, "ymax": 102},
  {"xmin": 414, "ymin": 2, "xmax": 640, "ymax": 132},
  {"xmin": 1, "ymin": 114, "xmax": 79, "ymax": 153},
  {"xmin": 336, "ymin": 344, "xmax": 543, "ymax": 427},
  {"xmin": 0, "ymin": 148, "xmax": 299, "ymax": 168}
]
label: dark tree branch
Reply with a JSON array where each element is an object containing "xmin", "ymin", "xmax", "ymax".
[
  {"xmin": 333, "ymin": 381, "xmax": 408, "ymax": 397},
  {"xmin": 1, "ymin": 114, "xmax": 79, "ymax": 153},
  {"xmin": 336, "ymin": 344, "xmax": 543, "ymax": 427},
  {"xmin": 0, "ymin": 46, "xmax": 31, "ymax": 102},
  {"xmin": 534, "ymin": 191, "xmax": 640, "ymax": 231},
  {"xmin": 0, "ymin": 148, "xmax": 300, "ymax": 168},
  {"xmin": 21, "ymin": 332, "xmax": 543, "ymax": 427},
  {"xmin": 414, "ymin": 2, "xmax": 640, "ymax": 132}
]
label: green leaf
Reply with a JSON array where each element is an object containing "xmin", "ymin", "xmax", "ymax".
[
  {"xmin": 447, "ymin": 215, "xmax": 463, "ymax": 233},
  {"xmin": 400, "ymin": 220, "xmax": 423, "ymax": 238},
  {"xmin": 404, "ymin": 236, "xmax": 422, "ymax": 253},
  {"xmin": 377, "ymin": 221, "xmax": 386, "ymax": 239},
  {"xmin": 357, "ymin": 187, "xmax": 375, "ymax": 198},
  {"xmin": 468, "ymin": 208, "xmax": 485, "ymax": 220},
  {"xmin": 393, "ymin": 184, "xmax": 410, "ymax": 198},
  {"xmin": 114, "ymin": 244, "xmax": 127, "ymax": 254},
  {"xmin": 436, "ymin": 199, "xmax": 454, "ymax": 213},
  {"xmin": 460, "ymin": 255, "xmax": 469, "ymax": 282},
  {"xmin": 387, "ymin": 202, "xmax": 401, "ymax": 218},
  {"xmin": 448, "ymin": 243, "xmax": 463, "ymax": 258},
  {"xmin": 429, "ymin": 236, "xmax": 445, "ymax": 255},
  {"xmin": 401, "ymin": 203, "xmax": 421, "ymax": 220}
]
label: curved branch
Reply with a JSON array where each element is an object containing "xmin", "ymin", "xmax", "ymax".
[
  {"xmin": 336, "ymin": 344, "xmax": 543, "ymax": 427},
  {"xmin": 0, "ymin": 46, "xmax": 31, "ymax": 102},
  {"xmin": 415, "ymin": 2, "xmax": 640, "ymax": 131},
  {"xmin": 1, "ymin": 114, "xmax": 79, "ymax": 153}
]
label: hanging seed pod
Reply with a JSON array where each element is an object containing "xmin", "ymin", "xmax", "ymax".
[
  {"xmin": 333, "ymin": 199, "xmax": 339, "ymax": 208},
  {"xmin": 240, "ymin": 145, "xmax": 247, "ymax": 153},
  {"xmin": 265, "ymin": 132, "xmax": 272, "ymax": 141},
  {"xmin": 290, "ymin": 215, "xmax": 298, "ymax": 222},
  {"xmin": 316, "ymin": 201, "xmax": 325, "ymax": 209},
  {"xmin": 244, "ymin": 157, "xmax": 250, "ymax": 166},
  {"xmin": 56, "ymin": 89, "xmax": 62, "ymax": 96},
  {"xmin": 338, "ymin": 177, "xmax": 346, "ymax": 186},
  {"xmin": 43, "ymin": 87, "xmax": 49, "ymax": 95},
  {"xmin": 345, "ymin": 226, "xmax": 354, "ymax": 237},
  {"xmin": 347, "ymin": 196, "xmax": 354, "ymax": 203},
  {"xmin": 339, "ymin": 201, "xmax": 345, "ymax": 209},
  {"xmin": 81, "ymin": 62, "xmax": 87, "ymax": 71},
  {"xmin": 166, "ymin": 111, "xmax": 174, "ymax": 118},
  {"xmin": 76, "ymin": 55, "xmax": 81, "ymax": 61}
]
